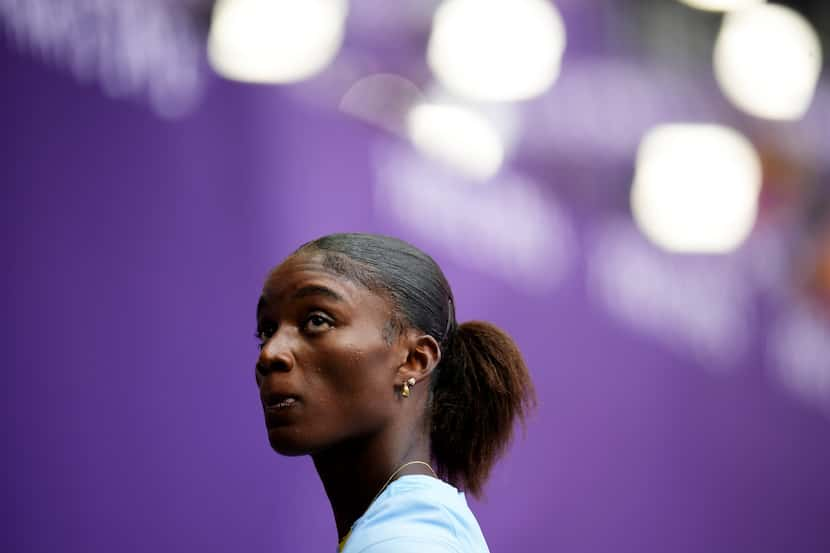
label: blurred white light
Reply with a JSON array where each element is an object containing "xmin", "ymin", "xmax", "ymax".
[
  {"xmin": 677, "ymin": 0, "xmax": 765, "ymax": 12},
  {"xmin": 714, "ymin": 3, "xmax": 822, "ymax": 120},
  {"xmin": 426, "ymin": 0, "xmax": 566, "ymax": 102},
  {"xmin": 339, "ymin": 74, "xmax": 425, "ymax": 135},
  {"xmin": 407, "ymin": 104, "xmax": 504, "ymax": 180},
  {"xmin": 208, "ymin": 0, "xmax": 347, "ymax": 84},
  {"xmin": 631, "ymin": 124, "xmax": 762, "ymax": 253}
]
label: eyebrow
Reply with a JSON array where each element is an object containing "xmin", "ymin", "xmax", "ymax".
[
  {"xmin": 291, "ymin": 284, "xmax": 345, "ymax": 303},
  {"xmin": 256, "ymin": 284, "xmax": 346, "ymax": 318}
]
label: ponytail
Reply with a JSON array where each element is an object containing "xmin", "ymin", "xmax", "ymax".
[{"xmin": 430, "ymin": 321, "xmax": 535, "ymax": 497}]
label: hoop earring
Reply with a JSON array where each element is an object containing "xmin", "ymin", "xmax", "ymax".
[{"xmin": 401, "ymin": 377, "xmax": 416, "ymax": 398}]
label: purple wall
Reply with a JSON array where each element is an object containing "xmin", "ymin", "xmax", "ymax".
[{"xmin": 3, "ymin": 38, "xmax": 829, "ymax": 553}]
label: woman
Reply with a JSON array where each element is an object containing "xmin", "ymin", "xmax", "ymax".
[{"xmin": 254, "ymin": 233, "xmax": 534, "ymax": 552}]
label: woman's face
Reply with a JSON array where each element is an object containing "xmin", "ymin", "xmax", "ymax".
[{"xmin": 255, "ymin": 252, "xmax": 406, "ymax": 456}]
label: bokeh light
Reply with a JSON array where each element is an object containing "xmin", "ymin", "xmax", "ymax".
[
  {"xmin": 406, "ymin": 103, "xmax": 504, "ymax": 180},
  {"xmin": 631, "ymin": 124, "xmax": 762, "ymax": 253},
  {"xmin": 714, "ymin": 3, "xmax": 823, "ymax": 120},
  {"xmin": 677, "ymin": 0, "xmax": 765, "ymax": 12},
  {"xmin": 208, "ymin": 0, "xmax": 347, "ymax": 84},
  {"xmin": 339, "ymin": 74, "xmax": 425, "ymax": 135},
  {"xmin": 426, "ymin": 0, "xmax": 566, "ymax": 102}
]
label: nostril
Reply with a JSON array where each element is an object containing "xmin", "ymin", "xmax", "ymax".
[
  {"xmin": 255, "ymin": 362, "xmax": 267, "ymax": 378},
  {"xmin": 255, "ymin": 355, "xmax": 292, "ymax": 375}
]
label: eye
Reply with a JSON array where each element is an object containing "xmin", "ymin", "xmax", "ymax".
[
  {"xmin": 254, "ymin": 325, "xmax": 276, "ymax": 349},
  {"xmin": 303, "ymin": 312, "xmax": 333, "ymax": 333}
]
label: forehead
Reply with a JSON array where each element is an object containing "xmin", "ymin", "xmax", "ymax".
[{"xmin": 258, "ymin": 253, "xmax": 388, "ymax": 312}]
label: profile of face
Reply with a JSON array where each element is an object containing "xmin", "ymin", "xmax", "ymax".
[{"xmin": 255, "ymin": 252, "xmax": 409, "ymax": 456}]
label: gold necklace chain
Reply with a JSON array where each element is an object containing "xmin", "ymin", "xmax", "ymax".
[
  {"xmin": 339, "ymin": 460, "xmax": 437, "ymax": 552},
  {"xmin": 369, "ymin": 460, "xmax": 437, "ymax": 507}
]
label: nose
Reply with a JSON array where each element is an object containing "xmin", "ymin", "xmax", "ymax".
[{"xmin": 255, "ymin": 330, "xmax": 295, "ymax": 381}]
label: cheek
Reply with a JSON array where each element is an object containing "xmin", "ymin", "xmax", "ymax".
[
  {"xmin": 344, "ymin": 343, "xmax": 396, "ymax": 391},
  {"xmin": 310, "ymin": 340, "xmax": 397, "ymax": 412}
]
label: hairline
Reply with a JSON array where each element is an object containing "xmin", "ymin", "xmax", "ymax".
[{"xmin": 289, "ymin": 247, "xmax": 411, "ymax": 344}]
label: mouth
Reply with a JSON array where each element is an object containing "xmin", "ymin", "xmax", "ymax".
[
  {"xmin": 262, "ymin": 393, "xmax": 300, "ymax": 412},
  {"xmin": 266, "ymin": 397, "xmax": 297, "ymax": 410}
]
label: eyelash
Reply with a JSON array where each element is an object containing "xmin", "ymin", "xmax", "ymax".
[
  {"xmin": 254, "ymin": 312, "xmax": 333, "ymax": 348},
  {"xmin": 303, "ymin": 312, "xmax": 333, "ymax": 332},
  {"xmin": 254, "ymin": 328, "xmax": 274, "ymax": 350}
]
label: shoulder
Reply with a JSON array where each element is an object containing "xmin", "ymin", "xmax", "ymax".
[
  {"xmin": 351, "ymin": 537, "xmax": 465, "ymax": 553},
  {"xmin": 342, "ymin": 476, "xmax": 489, "ymax": 553}
]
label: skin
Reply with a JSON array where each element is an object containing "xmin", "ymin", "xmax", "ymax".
[{"xmin": 255, "ymin": 252, "xmax": 441, "ymax": 540}]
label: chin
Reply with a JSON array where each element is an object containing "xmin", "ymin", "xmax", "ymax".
[{"xmin": 267, "ymin": 429, "xmax": 313, "ymax": 456}]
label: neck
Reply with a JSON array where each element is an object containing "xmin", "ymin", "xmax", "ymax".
[{"xmin": 312, "ymin": 426, "xmax": 433, "ymax": 540}]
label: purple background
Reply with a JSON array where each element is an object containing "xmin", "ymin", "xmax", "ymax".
[{"xmin": 3, "ymin": 30, "xmax": 830, "ymax": 553}]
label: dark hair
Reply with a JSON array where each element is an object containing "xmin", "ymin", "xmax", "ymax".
[{"xmin": 295, "ymin": 233, "xmax": 535, "ymax": 496}]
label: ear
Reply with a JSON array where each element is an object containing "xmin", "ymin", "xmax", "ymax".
[{"xmin": 397, "ymin": 332, "xmax": 441, "ymax": 384}]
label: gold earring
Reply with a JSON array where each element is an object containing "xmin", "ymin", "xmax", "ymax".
[{"xmin": 401, "ymin": 377, "xmax": 416, "ymax": 398}]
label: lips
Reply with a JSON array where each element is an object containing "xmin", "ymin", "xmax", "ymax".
[
  {"xmin": 262, "ymin": 392, "xmax": 300, "ymax": 411},
  {"xmin": 265, "ymin": 397, "xmax": 297, "ymax": 410},
  {"xmin": 263, "ymin": 395, "xmax": 299, "ymax": 430}
]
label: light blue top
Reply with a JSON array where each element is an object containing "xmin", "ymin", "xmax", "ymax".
[{"xmin": 340, "ymin": 475, "xmax": 491, "ymax": 553}]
